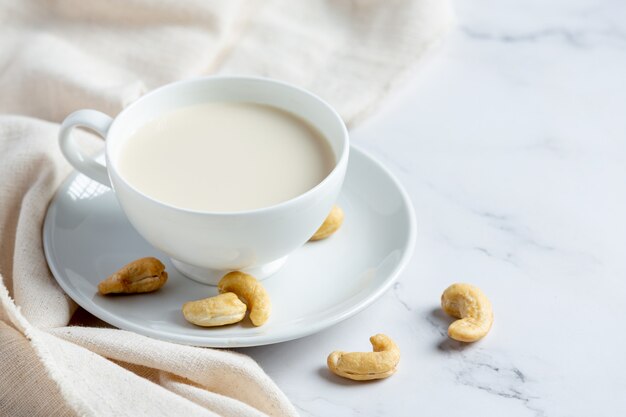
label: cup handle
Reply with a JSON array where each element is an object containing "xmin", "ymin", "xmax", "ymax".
[{"xmin": 59, "ymin": 109, "xmax": 114, "ymax": 187}]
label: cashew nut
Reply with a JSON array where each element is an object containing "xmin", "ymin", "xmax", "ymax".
[
  {"xmin": 182, "ymin": 293, "xmax": 247, "ymax": 327},
  {"xmin": 327, "ymin": 334, "xmax": 400, "ymax": 381},
  {"xmin": 310, "ymin": 205, "xmax": 344, "ymax": 241},
  {"xmin": 217, "ymin": 271, "xmax": 271, "ymax": 326},
  {"xmin": 441, "ymin": 283, "xmax": 493, "ymax": 342},
  {"xmin": 98, "ymin": 257, "xmax": 168, "ymax": 295}
]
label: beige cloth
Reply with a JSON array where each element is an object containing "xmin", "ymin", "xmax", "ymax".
[{"xmin": 0, "ymin": 1, "xmax": 453, "ymax": 416}]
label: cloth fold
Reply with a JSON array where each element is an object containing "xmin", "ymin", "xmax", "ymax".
[{"xmin": 0, "ymin": 1, "xmax": 452, "ymax": 416}]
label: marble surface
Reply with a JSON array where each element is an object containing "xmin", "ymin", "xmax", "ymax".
[{"xmin": 236, "ymin": 0, "xmax": 626, "ymax": 415}]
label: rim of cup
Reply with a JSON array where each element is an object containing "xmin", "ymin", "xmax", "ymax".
[{"xmin": 105, "ymin": 75, "xmax": 350, "ymax": 217}]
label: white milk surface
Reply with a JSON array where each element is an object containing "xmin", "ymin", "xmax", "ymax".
[{"xmin": 117, "ymin": 102, "xmax": 335, "ymax": 212}]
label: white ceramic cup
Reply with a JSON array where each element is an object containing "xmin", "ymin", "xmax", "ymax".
[{"xmin": 59, "ymin": 76, "xmax": 349, "ymax": 285}]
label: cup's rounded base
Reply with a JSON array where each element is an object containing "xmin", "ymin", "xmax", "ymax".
[{"xmin": 171, "ymin": 256, "xmax": 288, "ymax": 286}]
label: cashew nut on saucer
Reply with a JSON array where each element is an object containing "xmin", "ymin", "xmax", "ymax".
[
  {"xmin": 217, "ymin": 271, "xmax": 271, "ymax": 326},
  {"xmin": 98, "ymin": 257, "xmax": 168, "ymax": 295},
  {"xmin": 327, "ymin": 334, "xmax": 400, "ymax": 381},
  {"xmin": 310, "ymin": 205, "xmax": 344, "ymax": 241},
  {"xmin": 441, "ymin": 283, "xmax": 493, "ymax": 342},
  {"xmin": 182, "ymin": 293, "xmax": 247, "ymax": 327}
]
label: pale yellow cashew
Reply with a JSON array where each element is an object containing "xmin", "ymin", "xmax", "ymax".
[
  {"xmin": 327, "ymin": 334, "xmax": 400, "ymax": 381},
  {"xmin": 441, "ymin": 283, "xmax": 493, "ymax": 342},
  {"xmin": 310, "ymin": 205, "xmax": 344, "ymax": 241},
  {"xmin": 98, "ymin": 257, "xmax": 168, "ymax": 295},
  {"xmin": 217, "ymin": 271, "xmax": 271, "ymax": 326},
  {"xmin": 182, "ymin": 293, "xmax": 246, "ymax": 327}
]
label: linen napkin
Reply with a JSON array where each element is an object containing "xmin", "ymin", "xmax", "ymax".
[{"xmin": 0, "ymin": 1, "xmax": 453, "ymax": 416}]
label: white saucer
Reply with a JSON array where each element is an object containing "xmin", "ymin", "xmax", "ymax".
[{"xmin": 43, "ymin": 146, "xmax": 416, "ymax": 347}]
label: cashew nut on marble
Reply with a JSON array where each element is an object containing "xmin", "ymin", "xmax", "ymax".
[
  {"xmin": 310, "ymin": 205, "xmax": 344, "ymax": 241},
  {"xmin": 98, "ymin": 257, "xmax": 168, "ymax": 295},
  {"xmin": 217, "ymin": 271, "xmax": 271, "ymax": 326},
  {"xmin": 441, "ymin": 283, "xmax": 493, "ymax": 342},
  {"xmin": 182, "ymin": 293, "xmax": 247, "ymax": 327},
  {"xmin": 327, "ymin": 334, "xmax": 400, "ymax": 381}
]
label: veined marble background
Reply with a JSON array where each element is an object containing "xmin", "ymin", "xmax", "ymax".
[{"xmin": 238, "ymin": 0, "xmax": 626, "ymax": 415}]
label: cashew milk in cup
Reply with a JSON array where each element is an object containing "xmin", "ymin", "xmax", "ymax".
[
  {"xmin": 118, "ymin": 102, "xmax": 336, "ymax": 212},
  {"xmin": 59, "ymin": 76, "xmax": 349, "ymax": 284}
]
